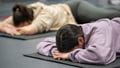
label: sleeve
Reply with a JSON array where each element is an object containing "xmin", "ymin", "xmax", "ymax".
[
  {"xmin": 68, "ymin": 24, "xmax": 116, "ymax": 64},
  {"xmin": 36, "ymin": 37, "xmax": 57, "ymax": 56},
  {"xmin": 30, "ymin": 9, "xmax": 55, "ymax": 33}
]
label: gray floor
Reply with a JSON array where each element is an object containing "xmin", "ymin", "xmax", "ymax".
[{"xmin": 0, "ymin": 37, "xmax": 77, "ymax": 68}]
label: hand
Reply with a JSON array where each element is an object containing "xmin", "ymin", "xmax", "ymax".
[
  {"xmin": 17, "ymin": 25, "xmax": 38, "ymax": 35},
  {"xmin": 17, "ymin": 26, "xmax": 32, "ymax": 35},
  {"xmin": 52, "ymin": 50, "xmax": 69, "ymax": 60},
  {"xmin": 0, "ymin": 23, "xmax": 20, "ymax": 36}
]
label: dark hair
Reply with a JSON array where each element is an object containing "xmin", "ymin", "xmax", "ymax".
[
  {"xmin": 56, "ymin": 24, "xmax": 84, "ymax": 53},
  {"xmin": 12, "ymin": 4, "xmax": 34, "ymax": 27}
]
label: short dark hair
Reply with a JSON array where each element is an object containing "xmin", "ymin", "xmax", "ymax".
[
  {"xmin": 56, "ymin": 24, "xmax": 84, "ymax": 53},
  {"xmin": 12, "ymin": 4, "xmax": 34, "ymax": 27}
]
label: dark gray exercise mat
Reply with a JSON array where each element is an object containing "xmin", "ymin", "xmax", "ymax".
[
  {"xmin": 0, "ymin": 32, "xmax": 56, "ymax": 40},
  {"xmin": 23, "ymin": 52, "xmax": 120, "ymax": 68}
]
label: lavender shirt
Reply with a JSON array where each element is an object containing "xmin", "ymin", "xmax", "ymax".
[{"xmin": 36, "ymin": 18, "xmax": 120, "ymax": 64}]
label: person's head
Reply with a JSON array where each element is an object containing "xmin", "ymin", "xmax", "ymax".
[
  {"xmin": 56, "ymin": 24, "xmax": 85, "ymax": 53},
  {"xmin": 12, "ymin": 4, "xmax": 34, "ymax": 27}
]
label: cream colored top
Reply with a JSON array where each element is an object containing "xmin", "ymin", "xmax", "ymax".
[{"xmin": 3, "ymin": 2, "xmax": 76, "ymax": 33}]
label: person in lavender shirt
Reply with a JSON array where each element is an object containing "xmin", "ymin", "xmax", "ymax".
[{"xmin": 36, "ymin": 17, "xmax": 120, "ymax": 64}]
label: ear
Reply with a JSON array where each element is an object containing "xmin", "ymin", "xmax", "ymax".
[{"xmin": 77, "ymin": 37, "xmax": 84, "ymax": 48}]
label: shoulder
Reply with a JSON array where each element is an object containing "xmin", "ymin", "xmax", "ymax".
[{"xmin": 83, "ymin": 18, "xmax": 112, "ymax": 30}]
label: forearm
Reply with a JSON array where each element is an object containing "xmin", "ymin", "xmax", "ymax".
[
  {"xmin": 68, "ymin": 46, "xmax": 116, "ymax": 64},
  {"xmin": 36, "ymin": 37, "xmax": 56, "ymax": 56},
  {"xmin": 0, "ymin": 16, "xmax": 13, "ymax": 32},
  {"xmin": 26, "ymin": 24, "xmax": 38, "ymax": 34},
  {"xmin": 68, "ymin": 49, "xmax": 104, "ymax": 64},
  {"xmin": 2, "ymin": 16, "xmax": 13, "ymax": 24},
  {"xmin": 17, "ymin": 24, "xmax": 38, "ymax": 35},
  {"xmin": 0, "ymin": 23, "xmax": 20, "ymax": 36},
  {"xmin": 0, "ymin": 23, "xmax": 9, "ymax": 32}
]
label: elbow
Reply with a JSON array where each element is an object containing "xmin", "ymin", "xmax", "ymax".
[
  {"xmin": 36, "ymin": 42, "xmax": 43, "ymax": 53},
  {"xmin": 101, "ymin": 55, "xmax": 116, "ymax": 65},
  {"xmin": 36, "ymin": 43, "xmax": 49, "ymax": 56},
  {"xmin": 100, "ymin": 59, "xmax": 107, "ymax": 65},
  {"xmin": 36, "ymin": 41, "xmax": 48, "ymax": 55},
  {"xmin": 99, "ymin": 56, "xmax": 111, "ymax": 65}
]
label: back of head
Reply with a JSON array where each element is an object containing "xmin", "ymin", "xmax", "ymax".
[
  {"xmin": 12, "ymin": 4, "xmax": 34, "ymax": 27},
  {"xmin": 56, "ymin": 24, "xmax": 84, "ymax": 53}
]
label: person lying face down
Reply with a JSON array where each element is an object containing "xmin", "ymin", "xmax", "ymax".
[
  {"xmin": 37, "ymin": 17, "xmax": 120, "ymax": 64},
  {"xmin": 1, "ymin": 0, "xmax": 120, "ymax": 36},
  {"xmin": 0, "ymin": 4, "xmax": 34, "ymax": 35},
  {"xmin": 0, "ymin": 2, "xmax": 76, "ymax": 35},
  {"xmin": 13, "ymin": 4, "xmax": 34, "ymax": 27},
  {"xmin": 56, "ymin": 24, "xmax": 85, "ymax": 53}
]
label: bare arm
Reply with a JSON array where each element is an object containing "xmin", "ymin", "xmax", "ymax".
[
  {"xmin": 2, "ymin": 16, "xmax": 13, "ymax": 24},
  {"xmin": 0, "ymin": 16, "xmax": 20, "ymax": 35}
]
